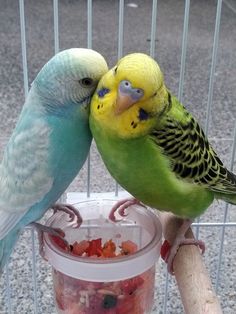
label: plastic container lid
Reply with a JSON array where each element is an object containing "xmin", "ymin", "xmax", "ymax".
[{"xmin": 44, "ymin": 199, "xmax": 162, "ymax": 282}]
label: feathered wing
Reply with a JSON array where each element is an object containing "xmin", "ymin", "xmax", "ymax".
[
  {"xmin": 150, "ymin": 94, "xmax": 236, "ymax": 196},
  {"xmin": 0, "ymin": 119, "xmax": 53, "ymax": 240}
]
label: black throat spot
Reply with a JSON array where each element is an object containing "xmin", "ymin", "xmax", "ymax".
[{"xmin": 138, "ymin": 108, "xmax": 149, "ymax": 121}]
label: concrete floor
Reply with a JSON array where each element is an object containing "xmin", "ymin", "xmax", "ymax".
[{"xmin": 0, "ymin": 0, "xmax": 236, "ymax": 313}]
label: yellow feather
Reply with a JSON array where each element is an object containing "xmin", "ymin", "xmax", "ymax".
[{"xmin": 91, "ymin": 53, "xmax": 169, "ymax": 139}]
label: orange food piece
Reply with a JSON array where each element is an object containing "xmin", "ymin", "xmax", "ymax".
[
  {"xmin": 102, "ymin": 239, "xmax": 117, "ymax": 258},
  {"xmin": 53, "ymin": 235, "xmax": 139, "ymax": 260},
  {"xmin": 120, "ymin": 240, "xmax": 138, "ymax": 255},
  {"xmin": 72, "ymin": 240, "xmax": 89, "ymax": 256}
]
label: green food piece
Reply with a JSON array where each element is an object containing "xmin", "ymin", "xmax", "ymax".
[{"xmin": 102, "ymin": 294, "xmax": 117, "ymax": 309}]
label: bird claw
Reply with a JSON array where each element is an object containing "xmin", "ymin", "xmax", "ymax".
[
  {"xmin": 161, "ymin": 238, "xmax": 206, "ymax": 275},
  {"xmin": 109, "ymin": 198, "xmax": 144, "ymax": 222},
  {"xmin": 29, "ymin": 222, "xmax": 69, "ymax": 260},
  {"xmin": 51, "ymin": 203, "xmax": 82, "ymax": 227}
]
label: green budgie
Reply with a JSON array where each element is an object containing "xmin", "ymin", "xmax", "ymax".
[
  {"xmin": 89, "ymin": 52, "xmax": 236, "ymax": 274},
  {"xmin": 0, "ymin": 48, "xmax": 108, "ymax": 271}
]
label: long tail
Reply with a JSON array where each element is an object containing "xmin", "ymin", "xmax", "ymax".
[
  {"xmin": 215, "ymin": 191, "xmax": 236, "ymax": 206},
  {"xmin": 0, "ymin": 228, "xmax": 20, "ymax": 273}
]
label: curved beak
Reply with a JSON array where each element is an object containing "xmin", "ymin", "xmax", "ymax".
[{"xmin": 114, "ymin": 92, "xmax": 136, "ymax": 115}]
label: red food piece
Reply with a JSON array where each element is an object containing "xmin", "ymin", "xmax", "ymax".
[
  {"xmin": 72, "ymin": 240, "xmax": 90, "ymax": 256},
  {"xmin": 160, "ymin": 239, "xmax": 171, "ymax": 261},
  {"xmin": 49, "ymin": 229, "xmax": 68, "ymax": 251},
  {"xmin": 116, "ymin": 296, "xmax": 136, "ymax": 314},
  {"xmin": 51, "ymin": 234, "xmax": 139, "ymax": 259},
  {"xmin": 55, "ymin": 293, "xmax": 65, "ymax": 311},
  {"xmin": 85, "ymin": 238, "xmax": 103, "ymax": 257},
  {"xmin": 121, "ymin": 276, "xmax": 144, "ymax": 295},
  {"xmin": 120, "ymin": 240, "xmax": 138, "ymax": 255}
]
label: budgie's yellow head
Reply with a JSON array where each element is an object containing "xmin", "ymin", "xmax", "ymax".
[{"xmin": 90, "ymin": 53, "xmax": 169, "ymax": 138}]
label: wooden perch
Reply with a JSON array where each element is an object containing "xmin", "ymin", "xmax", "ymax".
[{"xmin": 158, "ymin": 211, "xmax": 222, "ymax": 314}]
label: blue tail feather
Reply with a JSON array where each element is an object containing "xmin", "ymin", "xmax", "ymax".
[{"xmin": 0, "ymin": 228, "xmax": 20, "ymax": 272}]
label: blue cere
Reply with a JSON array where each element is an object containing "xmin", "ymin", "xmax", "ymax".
[{"xmin": 97, "ymin": 88, "xmax": 110, "ymax": 98}]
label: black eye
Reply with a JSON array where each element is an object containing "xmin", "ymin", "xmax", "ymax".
[
  {"xmin": 79, "ymin": 77, "xmax": 94, "ymax": 87},
  {"xmin": 113, "ymin": 66, "xmax": 118, "ymax": 74}
]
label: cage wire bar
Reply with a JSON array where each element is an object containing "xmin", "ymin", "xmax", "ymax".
[
  {"xmin": 215, "ymin": 122, "xmax": 236, "ymax": 292},
  {"xmin": 53, "ymin": 0, "xmax": 59, "ymax": 54},
  {"xmin": 20, "ymin": 0, "xmax": 40, "ymax": 313},
  {"xmin": 162, "ymin": 2, "xmax": 191, "ymax": 310},
  {"xmin": 177, "ymin": 0, "xmax": 190, "ymax": 104},
  {"xmin": 2, "ymin": 0, "xmax": 236, "ymax": 312},
  {"xmin": 149, "ymin": 0, "xmax": 157, "ymax": 58},
  {"xmin": 86, "ymin": 0, "xmax": 93, "ymax": 198},
  {"xmin": 114, "ymin": 0, "xmax": 125, "ymax": 196},
  {"xmin": 195, "ymin": 0, "xmax": 223, "ymax": 241}
]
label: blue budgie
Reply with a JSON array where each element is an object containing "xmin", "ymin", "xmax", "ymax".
[{"xmin": 0, "ymin": 48, "xmax": 108, "ymax": 271}]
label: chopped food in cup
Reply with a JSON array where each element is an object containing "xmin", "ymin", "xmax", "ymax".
[{"xmin": 50, "ymin": 235, "xmax": 155, "ymax": 314}]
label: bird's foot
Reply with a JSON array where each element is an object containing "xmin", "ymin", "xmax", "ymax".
[
  {"xmin": 30, "ymin": 222, "xmax": 69, "ymax": 259},
  {"xmin": 51, "ymin": 203, "xmax": 82, "ymax": 227},
  {"xmin": 160, "ymin": 218, "xmax": 205, "ymax": 275},
  {"xmin": 109, "ymin": 197, "xmax": 144, "ymax": 222},
  {"xmin": 161, "ymin": 238, "xmax": 205, "ymax": 275}
]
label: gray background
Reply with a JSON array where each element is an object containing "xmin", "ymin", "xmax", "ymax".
[{"xmin": 0, "ymin": 0, "xmax": 236, "ymax": 313}]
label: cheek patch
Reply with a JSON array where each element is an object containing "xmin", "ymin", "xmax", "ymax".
[{"xmin": 97, "ymin": 88, "xmax": 110, "ymax": 98}]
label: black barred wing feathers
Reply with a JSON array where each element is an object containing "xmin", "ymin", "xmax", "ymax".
[{"xmin": 151, "ymin": 103, "xmax": 236, "ymax": 195}]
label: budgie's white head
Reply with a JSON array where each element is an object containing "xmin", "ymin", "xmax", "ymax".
[{"xmin": 33, "ymin": 48, "xmax": 108, "ymax": 112}]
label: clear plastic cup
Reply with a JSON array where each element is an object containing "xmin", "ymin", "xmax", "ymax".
[{"xmin": 44, "ymin": 199, "xmax": 162, "ymax": 314}]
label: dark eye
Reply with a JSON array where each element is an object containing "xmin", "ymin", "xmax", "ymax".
[{"xmin": 79, "ymin": 77, "xmax": 94, "ymax": 87}]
